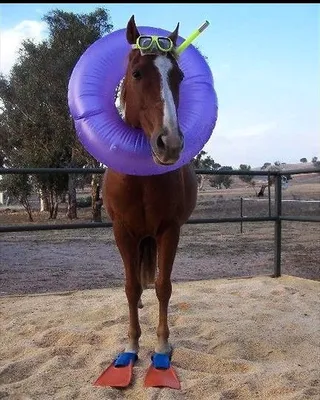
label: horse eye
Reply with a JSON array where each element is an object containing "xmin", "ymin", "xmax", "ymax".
[{"xmin": 132, "ymin": 70, "xmax": 142, "ymax": 80}]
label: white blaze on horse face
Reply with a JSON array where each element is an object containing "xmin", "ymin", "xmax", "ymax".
[{"xmin": 154, "ymin": 55, "xmax": 178, "ymax": 133}]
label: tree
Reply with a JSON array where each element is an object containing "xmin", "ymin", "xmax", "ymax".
[
  {"xmin": 0, "ymin": 7, "xmax": 114, "ymax": 220},
  {"xmin": 191, "ymin": 150, "xmax": 221, "ymax": 191},
  {"xmin": 312, "ymin": 156, "xmax": 318, "ymax": 164},
  {"xmin": 257, "ymin": 162, "xmax": 281, "ymax": 197},
  {"xmin": 238, "ymin": 164, "xmax": 257, "ymax": 194},
  {"xmin": 192, "ymin": 150, "xmax": 221, "ymax": 170},
  {"xmin": 238, "ymin": 164, "xmax": 253, "ymax": 184},
  {"xmin": 256, "ymin": 164, "xmax": 283, "ymax": 197},
  {"xmin": 209, "ymin": 166, "xmax": 233, "ymax": 189},
  {"xmin": 44, "ymin": 8, "xmax": 113, "ymax": 221},
  {"xmin": 261, "ymin": 162, "xmax": 271, "ymax": 170},
  {"xmin": 313, "ymin": 160, "xmax": 320, "ymax": 167},
  {"xmin": 300, "ymin": 158, "xmax": 308, "ymax": 163},
  {"xmin": 0, "ymin": 174, "xmax": 33, "ymax": 221}
]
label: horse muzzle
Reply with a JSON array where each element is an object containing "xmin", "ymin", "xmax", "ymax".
[{"xmin": 150, "ymin": 128, "xmax": 184, "ymax": 166}]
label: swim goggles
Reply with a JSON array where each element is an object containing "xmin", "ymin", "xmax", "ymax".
[{"xmin": 132, "ymin": 35, "xmax": 174, "ymax": 55}]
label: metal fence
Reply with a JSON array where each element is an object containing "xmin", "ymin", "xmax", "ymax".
[{"xmin": 1, "ymin": 166, "xmax": 319, "ymax": 278}]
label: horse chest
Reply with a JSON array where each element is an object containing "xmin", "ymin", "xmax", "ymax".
[
  {"xmin": 103, "ymin": 170, "xmax": 185, "ymax": 230},
  {"xmin": 117, "ymin": 180, "xmax": 180, "ymax": 214}
]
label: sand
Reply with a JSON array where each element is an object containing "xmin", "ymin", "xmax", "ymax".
[{"xmin": 0, "ymin": 275, "xmax": 319, "ymax": 400}]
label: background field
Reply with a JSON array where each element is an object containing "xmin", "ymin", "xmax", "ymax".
[{"xmin": 1, "ymin": 165, "xmax": 319, "ymax": 296}]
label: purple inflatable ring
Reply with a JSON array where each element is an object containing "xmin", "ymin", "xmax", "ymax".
[{"xmin": 68, "ymin": 26, "xmax": 218, "ymax": 176}]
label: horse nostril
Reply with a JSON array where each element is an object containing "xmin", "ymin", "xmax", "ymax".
[{"xmin": 157, "ymin": 134, "xmax": 166, "ymax": 150}]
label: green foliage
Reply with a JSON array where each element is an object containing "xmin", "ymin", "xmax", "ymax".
[
  {"xmin": 238, "ymin": 164, "xmax": 253, "ymax": 184},
  {"xmin": 209, "ymin": 166, "xmax": 234, "ymax": 189},
  {"xmin": 192, "ymin": 150, "xmax": 221, "ymax": 170},
  {"xmin": 0, "ymin": 174, "xmax": 33, "ymax": 220},
  {"xmin": 300, "ymin": 157, "xmax": 308, "ymax": 163},
  {"xmin": 0, "ymin": 174, "xmax": 32, "ymax": 201},
  {"xmin": 0, "ymin": 7, "xmax": 114, "ymax": 218},
  {"xmin": 0, "ymin": 7, "xmax": 113, "ymax": 170}
]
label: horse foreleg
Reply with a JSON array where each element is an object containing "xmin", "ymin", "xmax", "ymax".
[
  {"xmin": 155, "ymin": 225, "xmax": 180, "ymax": 354},
  {"xmin": 113, "ymin": 221, "xmax": 142, "ymax": 354}
]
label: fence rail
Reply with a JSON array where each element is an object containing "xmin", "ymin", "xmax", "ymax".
[
  {"xmin": 1, "ymin": 166, "xmax": 319, "ymax": 278},
  {"xmin": 1, "ymin": 167, "xmax": 319, "ymax": 176}
]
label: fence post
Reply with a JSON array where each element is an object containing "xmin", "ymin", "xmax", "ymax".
[
  {"xmin": 240, "ymin": 197, "xmax": 243, "ymax": 233},
  {"xmin": 268, "ymin": 172, "xmax": 271, "ymax": 217},
  {"xmin": 273, "ymin": 173, "xmax": 282, "ymax": 277}
]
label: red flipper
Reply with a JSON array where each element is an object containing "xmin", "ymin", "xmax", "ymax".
[
  {"xmin": 93, "ymin": 352, "xmax": 138, "ymax": 388},
  {"xmin": 144, "ymin": 353, "xmax": 181, "ymax": 390}
]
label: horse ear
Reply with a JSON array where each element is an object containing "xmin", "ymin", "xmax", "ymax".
[
  {"xmin": 126, "ymin": 15, "xmax": 140, "ymax": 45},
  {"xmin": 168, "ymin": 22, "xmax": 180, "ymax": 46}
]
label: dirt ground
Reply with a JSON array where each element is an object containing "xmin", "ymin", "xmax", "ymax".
[{"xmin": 0, "ymin": 173, "xmax": 319, "ymax": 296}]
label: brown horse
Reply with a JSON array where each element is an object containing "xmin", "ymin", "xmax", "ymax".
[{"xmin": 102, "ymin": 15, "xmax": 198, "ymax": 359}]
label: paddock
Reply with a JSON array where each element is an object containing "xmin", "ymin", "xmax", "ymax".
[
  {"xmin": 1, "ymin": 276, "xmax": 319, "ymax": 399},
  {"xmin": 0, "ymin": 167, "xmax": 319, "ymax": 399}
]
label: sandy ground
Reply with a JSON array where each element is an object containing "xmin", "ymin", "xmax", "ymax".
[
  {"xmin": 1, "ymin": 172, "xmax": 319, "ymax": 398},
  {"xmin": 1, "ymin": 275, "xmax": 319, "ymax": 400}
]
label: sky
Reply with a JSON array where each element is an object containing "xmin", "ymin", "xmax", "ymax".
[{"xmin": 0, "ymin": 3, "xmax": 319, "ymax": 168}]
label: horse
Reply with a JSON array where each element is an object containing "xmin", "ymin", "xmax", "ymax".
[{"xmin": 102, "ymin": 15, "xmax": 198, "ymax": 360}]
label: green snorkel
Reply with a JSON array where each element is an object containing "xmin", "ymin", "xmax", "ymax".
[{"xmin": 176, "ymin": 20, "xmax": 210, "ymax": 55}]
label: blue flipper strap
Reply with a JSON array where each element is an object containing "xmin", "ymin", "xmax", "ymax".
[
  {"xmin": 151, "ymin": 353, "xmax": 171, "ymax": 370},
  {"xmin": 114, "ymin": 352, "xmax": 138, "ymax": 367}
]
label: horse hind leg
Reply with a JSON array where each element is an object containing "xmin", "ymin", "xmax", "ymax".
[{"xmin": 138, "ymin": 236, "xmax": 157, "ymax": 309}]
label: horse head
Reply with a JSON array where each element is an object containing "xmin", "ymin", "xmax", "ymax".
[{"xmin": 120, "ymin": 15, "xmax": 185, "ymax": 166}]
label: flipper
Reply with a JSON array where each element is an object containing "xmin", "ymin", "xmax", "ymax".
[
  {"xmin": 93, "ymin": 352, "xmax": 138, "ymax": 388},
  {"xmin": 144, "ymin": 353, "xmax": 181, "ymax": 390}
]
